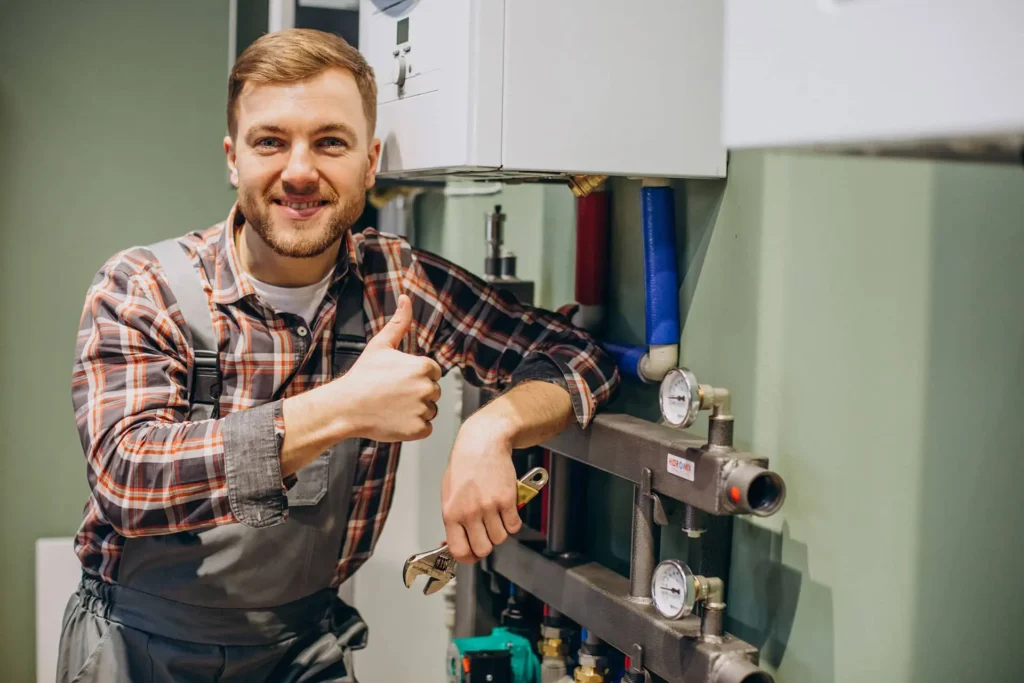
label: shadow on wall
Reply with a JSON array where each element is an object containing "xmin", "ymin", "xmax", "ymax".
[
  {"xmin": 727, "ymin": 520, "xmax": 835, "ymax": 683},
  {"xmin": 910, "ymin": 162, "xmax": 1024, "ymax": 683},
  {"xmin": 678, "ymin": 177, "xmax": 727, "ymax": 332}
]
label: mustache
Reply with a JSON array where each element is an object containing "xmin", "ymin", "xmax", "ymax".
[{"xmin": 263, "ymin": 184, "xmax": 339, "ymax": 203}]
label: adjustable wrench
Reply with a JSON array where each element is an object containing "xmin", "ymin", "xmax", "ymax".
[{"xmin": 402, "ymin": 466, "xmax": 549, "ymax": 595}]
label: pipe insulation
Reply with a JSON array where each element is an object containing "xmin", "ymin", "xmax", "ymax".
[
  {"xmin": 603, "ymin": 342, "xmax": 645, "ymax": 381},
  {"xmin": 641, "ymin": 184, "xmax": 681, "ymax": 347}
]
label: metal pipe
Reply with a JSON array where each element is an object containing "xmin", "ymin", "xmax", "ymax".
[
  {"xmin": 545, "ymin": 451, "xmax": 573, "ymax": 621},
  {"xmin": 712, "ymin": 658, "xmax": 775, "ymax": 683},
  {"xmin": 484, "ymin": 204, "xmax": 505, "ymax": 278},
  {"xmin": 708, "ymin": 417, "xmax": 734, "ymax": 449},
  {"xmin": 724, "ymin": 464, "xmax": 786, "ymax": 516},
  {"xmin": 628, "ymin": 483, "xmax": 657, "ymax": 601},
  {"xmin": 547, "ymin": 453, "xmax": 571, "ymax": 556},
  {"xmin": 541, "ymin": 412, "xmax": 784, "ymax": 516},
  {"xmin": 682, "ymin": 504, "xmax": 706, "ymax": 538}
]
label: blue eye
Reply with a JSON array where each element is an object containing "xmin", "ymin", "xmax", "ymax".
[
  {"xmin": 320, "ymin": 138, "xmax": 348, "ymax": 150},
  {"xmin": 255, "ymin": 138, "xmax": 282, "ymax": 149}
]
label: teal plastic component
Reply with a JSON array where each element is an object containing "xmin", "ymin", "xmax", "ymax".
[{"xmin": 448, "ymin": 627, "xmax": 541, "ymax": 683}]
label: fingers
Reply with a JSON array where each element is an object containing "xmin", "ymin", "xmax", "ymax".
[
  {"xmin": 423, "ymin": 400, "xmax": 438, "ymax": 421},
  {"xmin": 444, "ymin": 521, "xmax": 474, "ymax": 564},
  {"xmin": 499, "ymin": 501, "xmax": 523, "ymax": 536},
  {"xmin": 369, "ymin": 294, "xmax": 412, "ymax": 349},
  {"xmin": 464, "ymin": 518, "xmax": 493, "ymax": 560},
  {"xmin": 422, "ymin": 357, "xmax": 442, "ymax": 382},
  {"xmin": 482, "ymin": 504, "xmax": 508, "ymax": 547}
]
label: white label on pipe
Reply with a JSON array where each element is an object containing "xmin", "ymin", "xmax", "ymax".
[{"xmin": 667, "ymin": 453, "xmax": 695, "ymax": 481}]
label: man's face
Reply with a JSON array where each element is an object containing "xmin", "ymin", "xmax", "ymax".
[{"xmin": 224, "ymin": 68, "xmax": 380, "ymax": 259}]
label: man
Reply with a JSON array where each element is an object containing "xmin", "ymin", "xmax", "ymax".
[{"xmin": 58, "ymin": 28, "xmax": 618, "ymax": 682}]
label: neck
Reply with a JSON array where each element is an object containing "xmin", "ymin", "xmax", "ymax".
[{"xmin": 237, "ymin": 223, "xmax": 341, "ymax": 287}]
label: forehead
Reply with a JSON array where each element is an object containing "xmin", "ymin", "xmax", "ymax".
[{"xmin": 237, "ymin": 67, "xmax": 367, "ymax": 137}]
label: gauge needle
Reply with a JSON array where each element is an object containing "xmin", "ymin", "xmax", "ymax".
[{"xmin": 660, "ymin": 586, "xmax": 681, "ymax": 594}]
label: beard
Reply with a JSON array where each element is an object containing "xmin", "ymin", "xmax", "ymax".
[{"xmin": 237, "ymin": 180, "xmax": 366, "ymax": 259}]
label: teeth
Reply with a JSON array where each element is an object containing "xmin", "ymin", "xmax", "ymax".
[{"xmin": 283, "ymin": 201, "xmax": 320, "ymax": 210}]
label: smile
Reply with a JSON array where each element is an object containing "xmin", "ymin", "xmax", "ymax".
[
  {"xmin": 273, "ymin": 199, "xmax": 328, "ymax": 210},
  {"xmin": 272, "ymin": 198, "xmax": 329, "ymax": 220}
]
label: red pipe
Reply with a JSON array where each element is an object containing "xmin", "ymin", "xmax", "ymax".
[{"xmin": 575, "ymin": 190, "xmax": 610, "ymax": 307}]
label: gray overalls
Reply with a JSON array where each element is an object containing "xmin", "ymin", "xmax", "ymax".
[{"xmin": 57, "ymin": 238, "xmax": 369, "ymax": 682}]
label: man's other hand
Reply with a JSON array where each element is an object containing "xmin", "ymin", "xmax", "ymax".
[{"xmin": 440, "ymin": 417, "xmax": 522, "ymax": 564}]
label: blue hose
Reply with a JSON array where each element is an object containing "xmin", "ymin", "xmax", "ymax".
[
  {"xmin": 603, "ymin": 342, "xmax": 646, "ymax": 381},
  {"xmin": 641, "ymin": 186, "xmax": 680, "ymax": 346}
]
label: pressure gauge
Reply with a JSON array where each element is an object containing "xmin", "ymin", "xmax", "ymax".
[
  {"xmin": 651, "ymin": 559, "xmax": 698, "ymax": 620},
  {"xmin": 658, "ymin": 367, "xmax": 702, "ymax": 428}
]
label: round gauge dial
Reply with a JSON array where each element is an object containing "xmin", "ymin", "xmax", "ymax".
[
  {"xmin": 651, "ymin": 559, "xmax": 697, "ymax": 620},
  {"xmin": 658, "ymin": 367, "xmax": 701, "ymax": 428}
]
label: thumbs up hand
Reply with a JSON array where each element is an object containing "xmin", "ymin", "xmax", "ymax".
[{"xmin": 332, "ymin": 294, "xmax": 443, "ymax": 443}]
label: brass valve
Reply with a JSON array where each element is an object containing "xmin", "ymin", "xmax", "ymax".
[
  {"xmin": 538, "ymin": 637, "xmax": 569, "ymax": 658},
  {"xmin": 574, "ymin": 664, "xmax": 608, "ymax": 683}
]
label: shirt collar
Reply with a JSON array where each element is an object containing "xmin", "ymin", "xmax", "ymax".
[{"xmin": 211, "ymin": 202, "xmax": 362, "ymax": 306}]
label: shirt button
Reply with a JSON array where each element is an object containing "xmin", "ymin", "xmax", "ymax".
[{"xmin": 296, "ymin": 326, "xmax": 308, "ymax": 337}]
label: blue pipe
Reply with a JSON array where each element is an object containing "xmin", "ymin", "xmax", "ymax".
[
  {"xmin": 641, "ymin": 186, "xmax": 680, "ymax": 346},
  {"xmin": 603, "ymin": 342, "xmax": 645, "ymax": 381}
]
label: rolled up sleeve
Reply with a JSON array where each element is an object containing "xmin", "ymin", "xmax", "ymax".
[
  {"xmin": 221, "ymin": 400, "xmax": 289, "ymax": 527},
  {"xmin": 404, "ymin": 249, "xmax": 620, "ymax": 428}
]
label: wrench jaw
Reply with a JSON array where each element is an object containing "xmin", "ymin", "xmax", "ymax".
[
  {"xmin": 422, "ymin": 576, "xmax": 447, "ymax": 596},
  {"xmin": 402, "ymin": 557, "xmax": 425, "ymax": 589},
  {"xmin": 402, "ymin": 546, "xmax": 455, "ymax": 594}
]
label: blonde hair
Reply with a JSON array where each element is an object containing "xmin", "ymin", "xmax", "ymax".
[{"xmin": 228, "ymin": 28, "xmax": 377, "ymax": 139}]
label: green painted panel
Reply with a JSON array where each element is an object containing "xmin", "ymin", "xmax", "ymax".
[{"xmin": 0, "ymin": 2, "xmax": 232, "ymax": 679}]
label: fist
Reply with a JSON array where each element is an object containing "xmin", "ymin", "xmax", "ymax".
[
  {"xmin": 440, "ymin": 419, "xmax": 522, "ymax": 564},
  {"xmin": 333, "ymin": 294, "xmax": 442, "ymax": 442}
]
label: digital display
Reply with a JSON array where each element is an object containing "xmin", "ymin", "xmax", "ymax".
[{"xmin": 397, "ymin": 17, "xmax": 409, "ymax": 44}]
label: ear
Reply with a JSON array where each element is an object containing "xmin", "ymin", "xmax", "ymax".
[
  {"xmin": 364, "ymin": 137, "xmax": 381, "ymax": 190},
  {"xmin": 224, "ymin": 135, "xmax": 239, "ymax": 188}
]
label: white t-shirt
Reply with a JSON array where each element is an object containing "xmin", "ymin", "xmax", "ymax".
[{"xmin": 248, "ymin": 269, "xmax": 334, "ymax": 324}]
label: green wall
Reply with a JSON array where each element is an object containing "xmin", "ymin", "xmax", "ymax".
[
  {"xmin": 417, "ymin": 155, "xmax": 1024, "ymax": 682},
  {"xmin": 0, "ymin": 1, "xmax": 233, "ymax": 679}
]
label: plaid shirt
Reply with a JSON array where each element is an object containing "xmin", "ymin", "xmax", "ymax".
[{"xmin": 71, "ymin": 203, "xmax": 620, "ymax": 586}]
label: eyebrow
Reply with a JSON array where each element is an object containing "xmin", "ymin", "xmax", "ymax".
[{"xmin": 245, "ymin": 123, "xmax": 359, "ymax": 142}]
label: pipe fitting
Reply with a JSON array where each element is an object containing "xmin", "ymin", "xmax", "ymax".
[
  {"xmin": 539, "ymin": 636, "xmax": 570, "ymax": 658},
  {"xmin": 682, "ymin": 504, "xmax": 706, "ymax": 538},
  {"xmin": 574, "ymin": 665, "xmax": 608, "ymax": 683},
  {"xmin": 712, "ymin": 657, "xmax": 775, "ymax": 683},
  {"xmin": 700, "ymin": 385, "xmax": 732, "ymax": 418},
  {"xmin": 695, "ymin": 575, "xmax": 725, "ymax": 608},
  {"xmin": 724, "ymin": 464, "xmax": 787, "ymax": 516},
  {"xmin": 639, "ymin": 344, "xmax": 679, "ymax": 383}
]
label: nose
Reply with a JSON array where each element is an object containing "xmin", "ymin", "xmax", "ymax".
[{"xmin": 281, "ymin": 143, "xmax": 319, "ymax": 191}]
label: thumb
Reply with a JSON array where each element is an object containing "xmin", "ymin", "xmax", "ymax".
[{"xmin": 370, "ymin": 294, "xmax": 413, "ymax": 349}]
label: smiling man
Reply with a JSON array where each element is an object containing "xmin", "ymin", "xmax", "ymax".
[{"xmin": 57, "ymin": 29, "xmax": 618, "ymax": 682}]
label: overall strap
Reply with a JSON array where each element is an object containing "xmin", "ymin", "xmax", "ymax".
[
  {"xmin": 149, "ymin": 238, "xmax": 220, "ymax": 420},
  {"xmin": 332, "ymin": 274, "xmax": 367, "ymax": 377}
]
